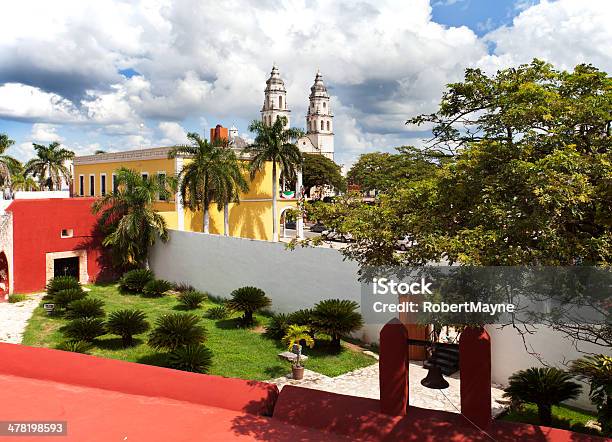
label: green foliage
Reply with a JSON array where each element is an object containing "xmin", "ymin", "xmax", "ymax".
[
  {"xmin": 173, "ymin": 282, "xmax": 195, "ymax": 293},
  {"xmin": 226, "ymin": 286, "xmax": 272, "ymax": 326},
  {"xmin": 168, "ymin": 344, "xmax": 213, "ymax": 373},
  {"xmin": 178, "ymin": 290, "xmax": 208, "ymax": 309},
  {"xmin": 148, "ymin": 313, "xmax": 207, "ymax": 351},
  {"xmin": 65, "ymin": 298, "xmax": 105, "ymax": 319},
  {"xmin": 106, "ymin": 309, "xmax": 150, "ymax": 347},
  {"xmin": 265, "ymin": 313, "xmax": 291, "ymax": 339},
  {"xmin": 302, "ymin": 153, "xmax": 346, "ymax": 197},
  {"xmin": 92, "ymin": 168, "xmax": 170, "ymax": 267},
  {"xmin": 119, "ymin": 269, "xmax": 154, "ymax": 293},
  {"xmin": 287, "ymin": 309, "xmax": 314, "ymax": 327},
  {"xmin": 502, "ymin": 403, "xmax": 601, "ymax": 437},
  {"xmin": 504, "ymin": 367, "xmax": 582, "ymax": 426},
  {"xmin": 24, "ymin": 142, "xmax": 74, "ymax": 190},
  {"xmin": 206, "ymin": 305, "xmax": 229, "ymax": 320},
  {"xmin": 46, "ymin": 276, "xmax": 81, "ymax": 297},
  {"xmin": 312, "ymin": 299, "xmax": 363, "ymax": 348},
  {"xmin": 282, "ymin": 325, "xmax": 315, "ymax": 367},
  {"xmin": 570, "ymin": 355, "xmax": 612, "ymax": 435},
  {"xmin": 0, "ymin": 133, "xmax": 21, "ymax": 188},
  {"xmin": 7, "ymin": 294, "xmax": 26, "ymax": 303},
  {"xmin": 54, "ymin": 288, "xmax": 87, "ymax": 308},
  {"xmin": 56, "ymin": 340, "xmax": 93, "ymax": 354},
  {"xmin": 61, "ymin": 318, "xmax": 106, "ymax": 342},
  {"xmin": 142, "ymin": 279, "xmax": 172, "ymax": 297}
]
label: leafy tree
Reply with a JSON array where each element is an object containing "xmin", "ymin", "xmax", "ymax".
[
  {"xmin": 226, "ymin": 286, "xmax": 271, "ymax": 326},
  {"xmin": 311, "ymin": 299, "xmax": 363, "ymax": 349},
  {"xmin": 169, "ymin": 133, "xmax": 249, "ymax": 235},
  {"xmin": 10, "ymin": 168, "xmax": 39, "ymax": 192},
  {"xmin": 0, "ymin": 134, "xmax": 21, "ymax": 190},
  {"xmin": 503, "ymin": 367, "xmax": 581, "ymax": 426},
  {"xmin": 570, "ymin": 355, "xmax": 612, "ymax": 435},
  {"xmin": 247, "ymin": 117, "xmax": 303, "ymax": 241},
  {"xmin": 24, "ymin": 142, "xmax": 74, "ymax": 190},
  {"xmin": 92, "ymin": 168, "xmax": 169, "ymax": 267},
  {"xmin": 302, "ymin": 154, "xmax": 346, "ymax": 197}
]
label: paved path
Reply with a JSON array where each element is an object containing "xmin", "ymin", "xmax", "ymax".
[
  {"xmin": 0, "ymin": 294, "xmax": 43, "ymax": 344},
  {"xmin": 269, "ymin": 361, "xmax": 507, "ymax": 417}
]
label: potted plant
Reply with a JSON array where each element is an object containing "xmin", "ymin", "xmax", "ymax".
[{"xmin": 282, "ymin": 325, "xmax": 314, "ymax": 380}]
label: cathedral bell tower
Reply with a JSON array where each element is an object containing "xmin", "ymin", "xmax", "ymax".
[
  {"xmin": 305, "ymin": 70, "xmax": 334, "ymax": 160},
  {"xmin": 261, "ymin": 65, "xmax": 290, "ymax": 128}
]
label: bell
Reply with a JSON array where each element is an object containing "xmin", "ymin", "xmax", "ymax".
[{"xmin": 420, "ymin": 365, "xmax": 449, "ymax": 389}]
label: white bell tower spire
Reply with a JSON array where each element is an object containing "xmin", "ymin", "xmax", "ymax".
[
  {"xmin": 304, "ymin": 70, "xmax": 334, "ymax": 160},
  {"xmin": 261, "ymin": 64, "xmax": 290, "ymax": 128}
]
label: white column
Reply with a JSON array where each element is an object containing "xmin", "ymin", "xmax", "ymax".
[
  {"xmin": 296, "ymin": 170, "xmax": 304, "ymax": 239},
  {"xmin": 175, "ymin": 157, "xmax": 185, "ymax": 231}
]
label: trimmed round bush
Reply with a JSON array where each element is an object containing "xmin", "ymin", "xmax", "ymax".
[
  {"xmin": 119, "ymin": 269, "xmax": 154, "ymax": 293},
  {"xmin": 106, "ymin": 309, "xmax": 150, "ymax": 346},
  {"xmin": 65, "ymin": 298, "xmax": 105, "ymax": 319},
  {"xmin": 168, "ymin": 344, "xmax": 213, "ymax": 373},
  {"xmin": 56, "ymin": 340, "xmax": 93, "ymax": 354},
  {"xmin": 142, "ymin": 279, "xmax": 173, "ymax": 297},
  {"xmin": 148, "ymin": 313, "xmax": 207, "ymax": 351},
  {"xmin": 311, "ymin": 299, "xmax": 363, "ymax": 349},
  {"xmin": 265, "ymin": 313, "xmax": 291, "ymax": 339},
  {"xmin": 61, "ymin": 318, "xmax": 106, "ymax": 342},
  {"xmin": 178, "ymin": 291, "xmax": 207, "ymax": 309},
  {"xmin": 8, "ymin": 294, "xmax": 26, "ymax": 303},
  {"xmin": 226, "ymin": 286, "xmax": 271, "ymax": 326},
  {"xmin": 206, "ymin": 305, "xmax": 229, "ymax": 320},
  {"xmin": 46, "ymin": 276, "xmax": 80, "ymax": 297},
  {"xmin": 54, "ymin": 287, "xmax": 87, "ymax": 308}
]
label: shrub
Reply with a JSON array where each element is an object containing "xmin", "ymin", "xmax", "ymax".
[
  {"xmin": 46, "ymin": 276, "xmax": 80, "ymax": 297},
  {"xmin": 65, "ymin": 298, "xmax": 105, "ymax": 319},
  {"xmin": 106, "ymin": 309, "xmax": 150, "ymax": 346},
  {"xmin": 61, "ymin": 318, "xmax": 106, "ymax": 342},
  {"xmin": 8, "ymin": 294, "xmax": 26, "ymax": 303},
  {"xmin": 503, "ymin": 367, "xmax": 582, "ymax": 426},
  {"xmin": 56, "ymin": 340, "xmax": 93, "ymax": 354},
  {"xmin": 265, "ymin": 313, "xmax": 291, "ymax": 339},
  {"xmin": 226, "ymin": 286, "xmax": 271, "ymax": 326},
  {"xmin": 148, "ymin": 313, "xmax": 207, "ymax": 351},
  {"xmin": 142, "ymin": 279, "xmax": 173, "ymax": 297},
  {"xmin": 311, "ymin": 299, "xmax": 363, "ymax": 349},
  {"xmin": 288, "ymin": 309, "xmax": 314, "ymax": 327},
  {"xmin": 570, "ymin": 355, "xmax": 612, "ymax": 435},
  {"xmin": 54, "ymin": 288, "xmax": 87, "ymax": 308},
  {"xmin": 178, "ymin": 291, "xmax": 207, "ymax": 309},
  {"xmin": 173, "ymin": 282, "xmax": 195, "ymax": 293},
  {"xmin": 168, "ymin": 344, "xmax": 213, "ymax": 373},
  {"xmin": 206, "ymin": 305, "xmax": 229, "ymax": 320},
  {"xmin": 119, "ymin": 269, "xmax": 154, "ymax": 293}
]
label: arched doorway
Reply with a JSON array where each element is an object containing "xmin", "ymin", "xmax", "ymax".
[
  {"xmin": 0, "ymin": 252, "xmax": 9, "ymax": 301},
  {"xmin": 279, "ymin": 207, "xmax": 298, "ymax": 240}
]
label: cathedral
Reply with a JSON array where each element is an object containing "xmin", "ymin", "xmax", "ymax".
[{"xmin": 260, "ymin": 65, "xmax": 335, "ymax": 161}]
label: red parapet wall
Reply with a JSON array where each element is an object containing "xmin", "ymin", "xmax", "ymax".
[{"xmin": 0, "ymin": 343, "xmax": 278, "ymax": 416}]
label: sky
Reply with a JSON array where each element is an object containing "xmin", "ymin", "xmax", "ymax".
[{"xmin": 0, "ymin": 0, "xmax": 610, "ymax": 167}]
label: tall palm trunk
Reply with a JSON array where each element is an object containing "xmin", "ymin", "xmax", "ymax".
[
  {"xmin": 203, "ymin": 191, "xmax": 210, "ymax": 233},
  {"xmin": 272, "ymin": 161, "xmax": 278, "ymax": 242},
  {"xmin": 224, "ymin": 203, "xmax": 229, "ymax": 236}
]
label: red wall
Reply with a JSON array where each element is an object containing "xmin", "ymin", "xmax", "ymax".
[{"xmin": 8, "ymin": 198, "xmax": 104, "ymax": 293}]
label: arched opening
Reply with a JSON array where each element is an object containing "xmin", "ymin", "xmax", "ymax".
[
  {"xmin": 279, "ymin": 96, "xmax": 283, "ymax": 109},
  {"xmin": 279, "ymin": 206, "xmax": 298, "ymax": 240},
  {"xmin": 323, "ymin": 102, "xmax": 326, "ymax": 108},
  {"xmin": 326, "ymin": 121, "xmax": 330, "ymax": 131},
  {"xmin": 0, "ymin": 252, "xmax": 9, "ymax": 301},
  {"xmin": 320, "ymin": 120, "xmax": 324, "ymax": 131}
]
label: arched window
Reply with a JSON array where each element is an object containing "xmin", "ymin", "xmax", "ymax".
[
  {"xmin": 279, "ymin": 96, "xmax": 283, "ymax": 108},
  {"xmin": 323, "ymin": 102, "xmax": 326, "ymax": 108},
  {"xmin": 326, "ymin": 121, "xmax": 330, "ymax": 131},
  {"xmin": 320, "ymin": 120, "xmax": 324, "ymax": 130}
]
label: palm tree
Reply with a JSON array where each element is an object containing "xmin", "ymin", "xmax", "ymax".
[
  {"xmin": 92, "ymin": 167, "xmax": 170, "ymax": 267},
  {"xmin": 0, "ymin": 134, "xmax": 21, "ymax": 191},
  {"xmin": 10, "ymin": 170, "xmax": 39, "ymax": 192},
  {"xmin": 24, "ymin": 142, "xmax": 74, "ymax": 190},
  {"xmin": 282, "ymin": 325, "xmax": 315, "ymax": 368},
  {"xmin": 169, "ymin": 133, "xmax": 249, "ymax": 235},
  {"xmin": 570, "ymin": 355, "xmax": 612, "ymax": 435},
  {"xmin": 247, "ymin": 117, "xmax": 303, "ymax": 241}
]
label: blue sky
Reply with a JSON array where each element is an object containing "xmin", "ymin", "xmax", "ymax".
[{"xmin": 0, "ymin": 0, "xmax": 610, "ymax": 167}]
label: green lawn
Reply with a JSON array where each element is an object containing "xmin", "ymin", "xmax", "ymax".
[
  {"xmin": 500, "ymin": 403, "xmax": 602, "ymax": 437},
  {"xmin": 21, "ymin": 284, "xmax": 376, "ymax": 380}
]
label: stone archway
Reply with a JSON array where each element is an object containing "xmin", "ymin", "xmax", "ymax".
[{"xmin": 0, "ymin": 251, "xmax": 9, "ymax": 301}]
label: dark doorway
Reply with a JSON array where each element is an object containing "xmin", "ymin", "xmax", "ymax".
[{"xmin": 54, "ymin": 257, "xmax": 79, "ymax": 279}]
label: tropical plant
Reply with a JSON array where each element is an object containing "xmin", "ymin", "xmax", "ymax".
[
  {"xmin": 226, "ymin": 286, "xmax": 271, "ymax": 326},
  {"xmin": 7, "ymin": 294, "xmax": 26, "ymax": 303},
  {"xmin": 61, "ymin": 318, "xmax": 106, "ymax": 342},
  {"xmin": 168, "ymin": 344, "xmax": 213, "ymax": 373},
  {"xmin": 24, "ymin": 142, "xmax": 74, "ymax": 190},
  {"xmin": 288, "ymin": 309, "xmax": 314, "ymax": 327},
  {"xmin": 173, "ymin": 282, "xmax": 195, "ymax": 293},
  {"xmin": 46, "ymin": 276, "xmax": 81, "ymax": 298},
  {"xmin": 282, "ymin": 325, "xmax": 314, "ymax": 368},
  {"xmin": 0, "ymin": 134, "xmax": 21, "ymax": 190},
  {"xmin": 142, "ymin": 279, "xmax": 173, "ymax": 297},
  {"xmin": 106, "ymin": 309, "xmax": 150, "ymax": 347},
  {"xmin": 148, "ymin": 313, "xmax": 207, "ymax": 351},
  {"xmin": 311, "ymin": 299, "xmax": 363, "ymax": 349},
  {"xmin": 10, "ymin": 168, "xmax": 39, "ymax": 192},
  {"xmin": 503, "ymin": 367, "xmax": 582, "ymax": 426},
  {"xmin": 178, "ymin": 290, "xmax": 208, "ymax": 309},
  {"xmin": 65, "ymin": 298, "xmax": 106, "ymax": 319},
  {"xmin": 56, "ymin": 340, "xmax": 93, "ymax": 354},
  {"xmin": 246, "ymin": 116, "xmax": 303, "ymax": 241},
  {"xmin": 570, "ymin": 355, "xmax": 612, "ymax": 435},
  {"xmin": 265, "ymin": 313, "xmax": 291, "ymax": 339},
  {"xmin": 92, "ymin": 168, "xmax": 170, "ymax": 267},
  {"xmin": 206, "ymin": 305, "xmax": 229, "ymax": 320},
  {"xmin": 169, "ymin": 132, "xmax": 249, "ymax": 235},
  {"xmin": 119, "ymin": 269, "xmax": 154, "ymax": 293},
  {"xmin": 54, "ymin": 288, "xmax": 87, "ymax": 308}
]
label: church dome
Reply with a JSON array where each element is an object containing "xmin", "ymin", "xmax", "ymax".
[
  {"xmin": 309, "ymin": 70, "xmax": 329, "ymax": 99},
  {"xmin": 264, "ymin": 65, "xmax": 286, "ymax": 93}
]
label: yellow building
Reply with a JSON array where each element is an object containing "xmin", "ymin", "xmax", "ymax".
[{"xmin": 72, "ymin": 146, "xmax": 300, "ymax": 242}]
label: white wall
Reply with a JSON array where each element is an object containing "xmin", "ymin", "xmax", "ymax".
[
  {"xmin": 14, "ymin": 191, "xmax": 70, "ymax": 199},
  {"xmin": 149, "ymin": 230, "xmax": 382, "ymax": 343}
]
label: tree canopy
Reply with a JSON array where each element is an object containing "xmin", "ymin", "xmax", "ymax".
[{"xmin": 302, "ymin": 153, "xmax": 346, "ymax": 197}]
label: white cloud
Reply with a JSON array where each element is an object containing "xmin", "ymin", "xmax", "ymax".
[
  {"xmin": 158, "ymin": 122, "xmax": 188, "ymax": 145},
  {"xmin": 31, "ymin": 123, "xmax": 63, "ymax": 143},
  {"xmin": 0, "ymin": 83, "xmax": 81, "ymax": 123}
]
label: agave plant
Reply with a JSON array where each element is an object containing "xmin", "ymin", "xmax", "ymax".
[
  {"xmin": 148, "ymin": 313, "xmax": 207, "ymax": 351},
  {"xmin": 168, "ymin": 344, "xmax": 213, "ymax": 373},
  {"xmin": 106, "ymin": 309, "xmax": 150, "ymax": 347},
  {"xmin": 226, "ymin": 286, "xmax": 271, "ymax": 326},
  {"xmin": 570, "ymin": 355, "xmax": 612, "ymax": 435},
  {"xmin": 503, "ymin": 367, "xmax": 582, "ymax": 426},
  {"xmin": 311, "ymin": 299, "xmax": 363, "ymax": 349},
  {"xmin": 206, "ymin": 305, "xmax": 229, "ymax": 320},
  {"xmin": 65, "ymin": 298, "xmax": 105, "ymax": 319},
  {"xmin": 61, "ymin": 318, "xmax": 106, "ymax": 342}
]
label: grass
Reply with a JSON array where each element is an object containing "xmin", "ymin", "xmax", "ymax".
[
  {"xmin": 21, "ymin": 283, "xmax": 376, "ymax": 381},
  {"xmin": 500, "ymin": 403, "xmax": 602, "ymax": 436}
]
